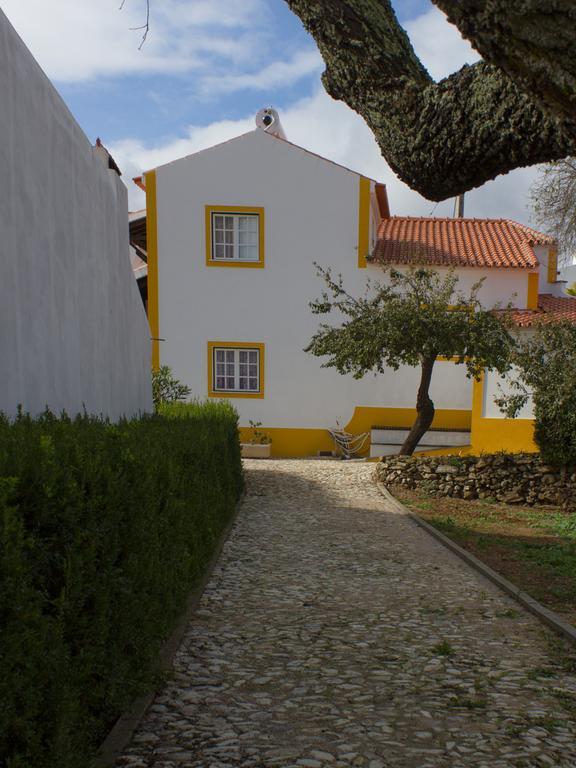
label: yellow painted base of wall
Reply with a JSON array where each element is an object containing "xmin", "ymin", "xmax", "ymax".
[
  {"xmin": 239, "ymin": 406, "xmax": 472, "ymax": 458},
  {"xmin": 345, "ymin": 406, "xmax": 471, "ymax": 435},
  {"xmin": 471, "ymin": 418, "xmax": 537, "ymax": 454},
  {"xmin": 471, "ymin": 374, "xmax": 538, "ymax": 454},
  {"xmin": 238, "ymin": 427, "xmax": 335, "ymax": 458}
]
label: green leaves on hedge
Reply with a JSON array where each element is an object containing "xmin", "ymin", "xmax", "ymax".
[{"xmin": 0, "ymin": 402, "xmax": 242, "ymax": 768}]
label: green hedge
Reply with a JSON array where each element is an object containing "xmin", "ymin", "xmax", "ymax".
[{"xmin": 0, "ymin": 402, "xmax": 242, "ymax": 768}]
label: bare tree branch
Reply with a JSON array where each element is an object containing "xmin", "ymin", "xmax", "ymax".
[{"xmin": 120, "ymin": 0, "xmax": 150, "ymax": 49}]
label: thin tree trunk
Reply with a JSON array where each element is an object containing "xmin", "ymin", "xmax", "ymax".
[{"xmin": 399, "ymin": 356, "xmax": 436, "ymax": 456}]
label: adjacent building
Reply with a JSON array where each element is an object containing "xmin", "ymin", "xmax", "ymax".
[{"xmin": 137, "ymin": 111, "xmax": 576, "ymax": 456}]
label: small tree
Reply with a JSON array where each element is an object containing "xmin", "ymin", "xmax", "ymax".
[
  {"xmin": 495, "ymin": 321, "xmax": 576, "ymax": 469},
  {"xmin": 306, "ymin": 267, "xmax": 513, "ymax": 455},
  {"xmin": 531, "ymin": 158, "xmax": 576, "ymax": 265},
  {"xmin": 152, "ymin": 365, "xmax": 191, "ymax": 409}
]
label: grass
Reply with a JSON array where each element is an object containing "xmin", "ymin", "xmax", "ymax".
[
  {"xmin": 392, "ymin": 486, "xmax": 576, "ymax": 625},
  {"xmin": 431, "ymin": 640, "xmax": 455, "ymax": 657}
]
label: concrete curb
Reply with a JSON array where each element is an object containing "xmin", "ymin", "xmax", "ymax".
[
  {"xmin": 92, "ymin": 488, "xmax": 247, "ymax": 768},
  {"xmin": 376, "ymin": 481, "xmax": 576, "ymax": 647}
]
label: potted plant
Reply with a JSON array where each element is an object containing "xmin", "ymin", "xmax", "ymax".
[{"xmin": 241, "ymin": 420, "xmax": 272, "ymax": 458}]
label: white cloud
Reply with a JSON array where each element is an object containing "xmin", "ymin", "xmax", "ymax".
[
  {"xmin": 0, "ymin": 0, "xmax": 271, "ymax": 82},
  {"xmin": 404, "ymin": 7, "xmax": 480, "ymax": 81},
  {"xmin": 111, "ymin": 87, "xmax": 538, "ymax": 228},
  {"xmin": 201, "ymin": 49, "xmax": 323, "ymax": 95}
]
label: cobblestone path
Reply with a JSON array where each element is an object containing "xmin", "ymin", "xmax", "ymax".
[{"xmin": 117, "ymin": 460, "xmax": 576, "ymax": 768}]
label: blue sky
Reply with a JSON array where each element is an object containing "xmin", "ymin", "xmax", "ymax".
[{"xmin": 1, "ymin": 0, "xmax": 542, "ymax": 218}]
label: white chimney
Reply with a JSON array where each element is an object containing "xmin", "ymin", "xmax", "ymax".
[{"xmin": 255, "ymin": 107, "xmax": 286, "ymax": 140}]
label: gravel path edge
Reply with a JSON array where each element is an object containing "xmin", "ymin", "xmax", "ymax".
[
  {"xmin": 92, "ymin": 489, "xmax": 247, "ymax": 768},
  {"xmin": 376, "ymin": 481, "xmax": 576, "ymax": 647}
]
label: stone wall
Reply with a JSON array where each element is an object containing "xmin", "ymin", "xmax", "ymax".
[{"xmin": 376, "ymin": 453, "xmax": 576, "ymax": 509}]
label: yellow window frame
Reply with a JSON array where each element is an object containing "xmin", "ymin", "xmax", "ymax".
[
  {"xmin": 205, "ymin": 206, "xmax": 265, "ymax": 268},
  {"xmin": 207, "ymin": 341, "xmax": 265, "ymax": 399}
]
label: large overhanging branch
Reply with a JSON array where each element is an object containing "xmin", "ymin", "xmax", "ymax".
[
  {"xmin": 285, "ymin": 0, "xmax": 576, "ymax": 201},
  {"xmin": 433, "ymin": 0, "xmax": 576, "ymax": 140}
]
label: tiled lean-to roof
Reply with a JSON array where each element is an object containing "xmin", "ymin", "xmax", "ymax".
[
  {"xmin": 508, "ymin": 294, "xmax": 576, "ymax": 327},
  {"xmin": 370, "ymin": 217, "xmax": 555, "ymax": 269}
]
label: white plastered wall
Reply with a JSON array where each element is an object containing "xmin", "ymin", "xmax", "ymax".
[
  {"xmin": 0, "ymin": 10, "xmax": 152, "ymax": 419},
  {"xmin": 483, "ymin": 368, "xmax": 535, "ymax": 419},
  {"xmin": 154, "ymin": 130, "xmax": 534, "ymax": 430}
]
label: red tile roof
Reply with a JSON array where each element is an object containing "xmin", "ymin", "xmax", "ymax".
[
  {"xmin": 370, "ymin": 217, "xmax": 555, "ymax": 269},
  {"xmin": 509, "ymin": 294, "xmax": 576, "ymax": 326}
]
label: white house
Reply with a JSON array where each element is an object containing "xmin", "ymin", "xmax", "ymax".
[
  {"xmin": 0, "ymin": 9, "xmax": 152, "ymax": 420},
  {"xmin": 138, "ymin": 110, "xmax": 575, "ymax": 456}
]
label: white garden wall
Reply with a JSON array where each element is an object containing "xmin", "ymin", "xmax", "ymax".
[{"xmin": 0, "ymin": 10, "xmax": 152, "ymax": 420}]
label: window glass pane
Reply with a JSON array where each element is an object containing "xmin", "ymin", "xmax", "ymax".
[
  {"xmin": 239, "ymin": 350, "xmax": 248, "ymax": 363},
  {"xmin": 216, "ymin": 376, "xmax": 225, "ymax": 389},
  {"xmin": 249, "ymin": 351, "xmax": 258, "ymax": 363},
  {"xmin": 238, "ymin": 245, "xmax": 258, "ymax": 260},
  {"xmin": 216, "ymin": 350, "xmax": 225, "ymax": 362},
  {"xmin": 226, "ymin": 351, "xmax": 235, "ymax": 362},
  {"xmin": 248, "ymin": 377, "xmax": 258, "ymax": 390},
  {"xmin": 226, "ymin": 377, "xmax": 235, "ymax": 389},
  {"xmin": 239, "ymin": 364, "xmax": 247, "ymax": 376},
  {"xmin": 212, "ymin": 213, "xmax": 259, "ymax": 262},
  {"xmin": 239, "ymin": 379, "xmax": 247, "ymax": 390},
  {"xmin": 249, "ymin": 365, "xmax": 257, "ymax": 377}
]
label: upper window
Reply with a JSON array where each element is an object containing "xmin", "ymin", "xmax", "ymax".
[
  {"xmin": 207, "ymin": 342, "xmax": 265, "ymax": 398},
  {"xmin": 205, "ymin": 206, "xmax": 265, "ymax": 268}
]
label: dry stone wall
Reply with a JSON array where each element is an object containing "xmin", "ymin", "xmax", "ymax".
[{"xmin": 376, "ymin": 453, "xmax": 576, "ymax": 509}]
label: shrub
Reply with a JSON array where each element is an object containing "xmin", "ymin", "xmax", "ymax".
[
  {"xmin": 0, "ymin": 402, "xmax": 242, "ymax": 768},
  {"xmin": 496, "ymin": 321, "xmax": 576, "ymax": 468},
  {"xmin": 152, "ymin": 365, "xmax": 192, "ymax": 408}
]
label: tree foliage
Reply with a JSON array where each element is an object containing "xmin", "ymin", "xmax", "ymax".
[
  {"xmin": 531, "ymin": 159, "xmax": 576, "ymax": 265},
  {"xmin": 495, "ymin": 321, "xmax": 576, "ymax": 468},
  {"xmin": 306, "ymin": 267, "xmax": 513, "ymax": 455},
  {"xmin": 284, "ymin": 0, "xmax": 576, "ymax": 200},
  {"xmin": 151, "ymin": 365, "xmax": 191, "ymax": 408}
]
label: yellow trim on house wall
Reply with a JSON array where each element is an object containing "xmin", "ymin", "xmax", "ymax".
[
  {"xmin": 547, "ymin": 247, "xmax": 558, "ymax": 283},
  {"xmin": 205, "ymin": 206, "xmax": 265, "ymax": 268},
  {"xmin": 238, "ymin": 407, "xmax": 472, "ymax": 458},
  {"xmin": 145, "ymin": 170, "xmax": 160, "ymax": 371},
  {"xmin": 470, "ymin": 374, "xmax": 537, "ymax": 453},
  {"xmin": 527, "ymin": 272, "xmax": 539, "ymax": 310},
  {"xmin": 357, "ymin": 177, "xmax": 371, "ymax": 268},
  {"xmin": 344, "ymin": 406, "xmax": 472, "ymax": 436},
  {"xmin": 207, "ymin": 341, "xmax": 265, "ymax": 399},
  {"xmin": 239, "ymin": 427, "xmax": 334, "ymax": 457}
]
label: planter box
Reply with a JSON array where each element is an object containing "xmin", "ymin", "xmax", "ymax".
[{"xmin": 241, "ymin": 443, "xmax": 272, "ymax": 458}]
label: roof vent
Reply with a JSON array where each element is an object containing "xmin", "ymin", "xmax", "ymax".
[{"xmin": 255, "ymin": 107, "xmax": 286, "ymax": 140}]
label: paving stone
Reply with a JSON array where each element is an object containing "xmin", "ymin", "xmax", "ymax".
[{"xmin": 116, "ymin": 459, "xmax": 576, "ymax": 768}]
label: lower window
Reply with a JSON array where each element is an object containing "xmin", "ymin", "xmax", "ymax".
[{"xmin": 208, "ymin": 342, "xmax": 265, "ymax": 398}]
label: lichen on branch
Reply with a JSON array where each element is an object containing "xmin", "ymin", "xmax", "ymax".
[{"xmin": 285, "ymin": 0, "xmax": 576, "ymax": 200}]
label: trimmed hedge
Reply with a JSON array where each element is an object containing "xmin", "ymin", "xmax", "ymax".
[{"xmin": 0, "ymin": 402, "xmax": 242, "ymax": 768}]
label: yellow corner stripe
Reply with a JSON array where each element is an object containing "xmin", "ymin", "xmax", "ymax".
[
  {"xmin": 357, "ymin": 176, "xmax": 370, "ymax": 268},
  {"xmin": 527, "ymin": 272, "xmax": 539, "ymax": 310},
  {"xmin": 145, "ymin": 170, "xmax": 160, "ymax": 371},
  {"xmin": 547, "ymin": 247, "xmax": 558, "ymax": 284}
]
